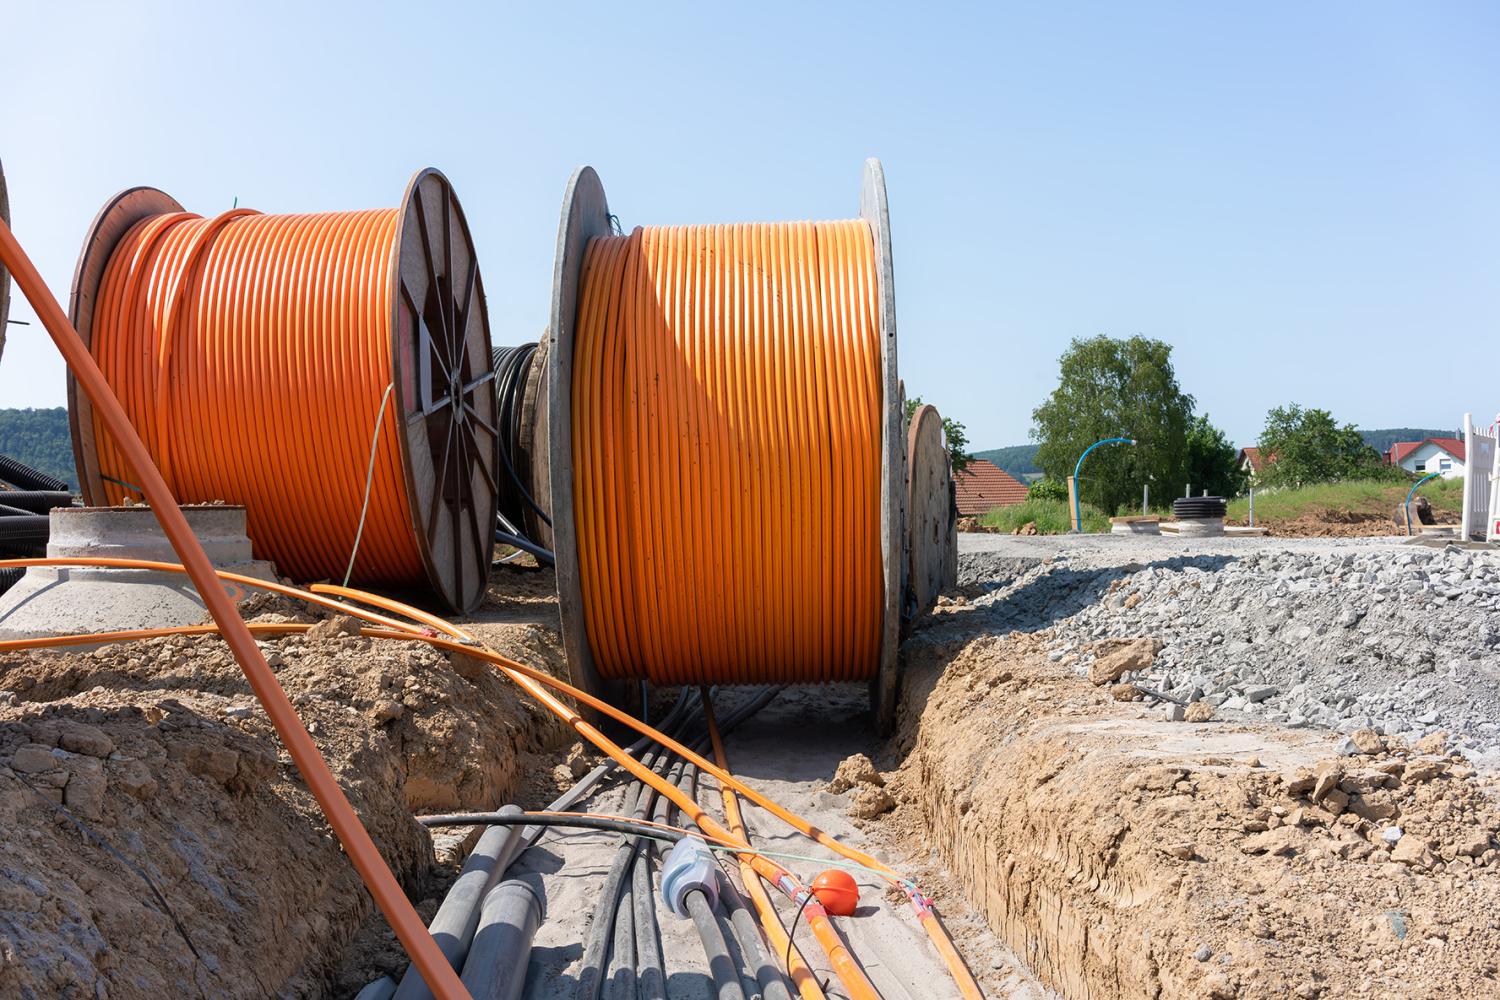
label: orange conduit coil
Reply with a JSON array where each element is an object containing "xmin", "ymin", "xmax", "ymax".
[
  {"xmin": 574, "ymin": 221, "xmax": 883, "ymax": 685},
  {"xmin": 90, "ymin": 207, "xmax": 415, "ymax": 577},
  {"xmin": 71, "ymin": 171, "xmax": 498, "ymax": 611}
]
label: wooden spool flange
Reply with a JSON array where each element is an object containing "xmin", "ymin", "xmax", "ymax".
[
  {"xmin": 863, "ymin": 158, "xmax": 907, "ymax": 736},
  {"xmin": 546, "ymin": 167, "xmax": 627, "ymax": 712},
  {"xmin": 547, "ymin": 162, "xmax": 906, "ymax": 730},
  {"xmin": 906, "ymin": 404, "xmax": 956, "ymax": 623},
  {"xmin": 66, "ymin": 169, "xmax": 498, "ymax": 612},
  {"xmin": 0, "ymin": 158, "xmax": 10, "ymax": 363},
  {"xmin": 518, "ymin": 337, "xmax": 552, "ymax": 549}
]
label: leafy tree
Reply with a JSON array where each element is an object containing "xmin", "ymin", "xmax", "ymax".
[
  {"xmin": 0, "ymin": 407, "xmax": 77, "ymax": 490},
  {"xmin": 1027, "ymin": 478, "xmax": 1068, "ymax": 502},
  {"xmin": 1184, "ymin": 414, "xmax": 1247, "ymax": 498},
  {"xmin": 971, "ymin": 444, "xmax": 1039, "ymax": 477},
  {"xmin": 1256, "ymin": 404, "xmax": 1396, "ymax": 487},
  {"xmin": 904, "ymin": 396, "xmax": 973, "ymax": 473},
  {"xmin": 1031, "ymin": 336, "xmax": 1193, "ymax": 515}
]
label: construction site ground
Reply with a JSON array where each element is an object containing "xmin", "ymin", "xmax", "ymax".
[{"xmin": 2, "ymin": 536, "xmax": 1498, "ymax": 999}]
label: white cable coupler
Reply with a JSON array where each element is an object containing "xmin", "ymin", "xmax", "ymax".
[{"xmin": 660, "ymin": 837, "xmax": 719, "ymax": 917}]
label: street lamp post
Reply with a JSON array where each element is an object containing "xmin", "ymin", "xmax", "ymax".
[{"xmin": 1072, "ymin": 437, "xmax": 1136, "ymax": 533}]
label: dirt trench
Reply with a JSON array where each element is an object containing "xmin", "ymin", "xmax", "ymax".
[
  {"xmin": 886, "ymin": 612, "xmax": 1500, "ymax": 999},
  {"xmin": 0, "ymin": 573, "xmax": 571, "ymax": 1000}
]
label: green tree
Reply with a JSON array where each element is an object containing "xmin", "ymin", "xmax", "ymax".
[
  {"xmin": 904, "ymin": 396, "xmax": 973, "ymax": 473},
  {"xmin": 1256, "ymin": 404, "xmax": 1395, "ymax": 487},
  {"xmin": 1184, "ymin": 414, "xmax": 1247, "ymax": 498},
  {"xmin": 1030, "ymin": 336, "xmax": 1193, "ymax": 515}
]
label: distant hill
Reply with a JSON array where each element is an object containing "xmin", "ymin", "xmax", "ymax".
[
  {"xmin": 1358, "ymin": 428, "xmax": 1461, "ymax": 455},
  {"xmin": 0, "ymin": 408, "xmax": 77, "ymax": 490},
  {"xmin": 972, "ymin": 444, "xmax": 1040, "ymax": 479}
]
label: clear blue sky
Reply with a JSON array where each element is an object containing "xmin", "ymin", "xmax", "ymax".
[{"xmin": 2, "ymin": 2, "xmax": 1496, "ymax": 449}]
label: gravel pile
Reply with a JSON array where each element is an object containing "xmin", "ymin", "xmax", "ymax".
[{"xmin": 958, "ymin": 537, "xmax": 1500, "ymax": 768}]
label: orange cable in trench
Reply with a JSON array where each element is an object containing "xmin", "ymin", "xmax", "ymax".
[
  {"xmin": 0, "ymin": 558, "xmax": 881, "ymax": 1000},
  {"xmin": 703, "ymin": 690, "xmax": 827, "ymax": 1000},
  {"xmin": 0, "ymin": 558, "xmax": 982, "ymax": 999},
  {"xmin": 573, "ymin": 221, "xmax": 883, "ymax": 685},
  {"xmin": 87, "ymin": 206, "xmax": 424, "ymax": 587},
  {"xmin": 0, "ymin": 224, "xmax": 471, "ymax": 999}
]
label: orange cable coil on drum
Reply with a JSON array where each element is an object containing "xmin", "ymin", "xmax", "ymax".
[
  {"xmin": 69, "ymin": 172, "xmax": 498, "ymax": 611},
  {"xmin": 572, "ymin": 221, "xmax": 884, "ymax": 685}
]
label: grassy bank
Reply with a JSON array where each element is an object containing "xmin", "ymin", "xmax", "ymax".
[
  {"xmin": 1225, "ymin": 477, "xmax": 1464, "ymax": 534},
  {"xmin": 980, "ymin": 497, "xmax": 1110, "ymax": 534}
]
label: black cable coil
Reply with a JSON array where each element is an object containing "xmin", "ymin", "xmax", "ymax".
[
  {"xmin": 491, "ymin": 343, "xmax": 554, "ymax": 564},
  {"xmin": 0, "ymin": 490, "xmax": 74, "ymax": 514},
  {"xmin": 1173, "ymin": 496, "xmax": 1228, "ymax": 519},
  {"xmin": 0, "ymin": 454, "xmax": 69, "ymax": 493}
]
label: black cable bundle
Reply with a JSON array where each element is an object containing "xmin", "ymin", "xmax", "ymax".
[
  {"xmin": 1173, "ymin": 496, "xmax": 1228, "ymax": 519},
  {"xmin": 0, "ymin": 454, "xmax": 69, "ymax": 493},
  {"xmin": 491, "ymin": 343, "xmax": 554, "ymax": 566}
]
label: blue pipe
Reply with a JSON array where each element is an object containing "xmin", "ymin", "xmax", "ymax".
[
  {"xmin": 1072, "ymin": 437, "xmax": 1136, "ymax": 532},
  {"xmin": 1403, "ymin": 472, "xmax": 1442, "ymax": 536}
]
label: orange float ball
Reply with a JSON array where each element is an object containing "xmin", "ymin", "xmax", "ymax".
[{"xmin": 810, "ymin": 869, "xmax": 860, "ymax": 916}]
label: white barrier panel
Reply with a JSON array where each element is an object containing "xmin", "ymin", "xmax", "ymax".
[{"xmin": 1463, "ymin": 412, "xmax": 1497, "ymax": 541}]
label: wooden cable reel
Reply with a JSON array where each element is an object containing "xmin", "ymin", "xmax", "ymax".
[
  {"xmin": 905, "ymin": 403, "xmax": 958, "ymax": 622},
  {"xmin": 546, "ymin": 161, "xmax": 907, "ymax": 731},
  {"xmin": 65, "ymin": 169, "xmax": 499, "ymax": 612}
]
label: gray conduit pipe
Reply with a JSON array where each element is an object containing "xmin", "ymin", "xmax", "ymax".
[
  {"xmin": 353, "ymin": 976, "xmax": 398, "ymax": 1000},
  {"xmin": 685, "ymin": 888, "xmax": 748, "ymax": 1000},
  {"xmin": 606, "ymin": 860, "xmax": 637, "ymax": 1000},
  {"xmin": 632, "ymin": 838, "xmax": 667, "ymax": 1000},
  {"xmin": 575, "ymin": 733, "xmax": 682, "ymax": 1000},
  {"xmin": 459, "ymin": 879, "xmax": 544, "ymax": 1000},
  {"xmin": 717, "ymin": 869, "xmax": 794, "ymax": 1000},
  {"xmin": 362, "ymin": 691, "xmax": 700, "ymax": 1000},
  {"xmin": 393, "ymin": 805, "xmax": 525, "ymax": 1000}
]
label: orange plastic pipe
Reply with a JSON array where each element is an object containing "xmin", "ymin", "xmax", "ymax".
[
  {"xmin": 0, "ymin": 225, "xmax": 471, "ymax": 1000},
  {"xmin": 304, "ymin": 578, "xmax": 884, "ymax": 1000},
  {"xmin": 702, "ymin": 691, "xmax": 827, "ymax": 1000},
  {"xmin": 573, "ymin": 222, "xmax": 883, "ymax": 685},
  {"xmin": 0, "ymin": 559, "xmax": 979, "ymax": 999},
  {"xmin": 87, "ymin": 206, "xmax": 424, "ymax": 588}
]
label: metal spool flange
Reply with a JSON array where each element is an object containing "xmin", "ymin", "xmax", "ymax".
[{"xmin": 66, "ymin": 169, "xmax": 497, "ymax": 612}]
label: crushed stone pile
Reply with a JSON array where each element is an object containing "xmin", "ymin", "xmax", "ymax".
[{"xmin": 960, "ymin": 543, "xmax": 1500, "ymax": 768}]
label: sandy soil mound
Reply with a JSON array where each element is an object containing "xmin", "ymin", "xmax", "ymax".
[
  {"xmin": 0, "ymin": 587, "xmax": 567, "ymax": 999},
  {"xmin": 889, "ymin": 622, "xmax": 1500, "ymax": 999}
]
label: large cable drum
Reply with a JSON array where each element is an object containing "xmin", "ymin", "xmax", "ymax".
[
  {"xmin": 66, "ymin": 169, "xmax": 498, "ymax": 611},
  {"xmin": 547, "ymin": 161, "xmax": 906, "ymax": 730}
]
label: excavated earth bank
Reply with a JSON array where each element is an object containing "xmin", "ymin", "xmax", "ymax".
[
  {"xmin": 0, "ymin": 578, "xmax": 570, "ymax": 1000},
  {"xmin": 889, "ymin": 616, "xmax": 1500, "ymax": 999}
]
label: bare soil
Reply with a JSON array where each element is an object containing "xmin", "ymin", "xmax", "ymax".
[
  {"xmin": 888, "ymin": 612, "xmax": 1500, "ymax": 999},
  {"xmin": 0, "ymin": 571, "xmax": 571, "ymax": 1000}
]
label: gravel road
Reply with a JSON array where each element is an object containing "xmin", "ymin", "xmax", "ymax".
[{"xmin": 955, "ymin": 532, "xmax": 1500, "ymax": 769}]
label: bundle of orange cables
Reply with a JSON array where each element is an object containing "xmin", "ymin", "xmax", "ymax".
[
  {"xmin": 572, "ymin": 221, "xmax": 884, "ymax": 685},
  {"xmin": 85, "ymin": 207, "xmax": 423, "ymax": 587}
]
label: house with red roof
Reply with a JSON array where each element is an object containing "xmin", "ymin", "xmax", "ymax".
[
  {"xmin": 953, "ymin": 459, "xmax": 1029, "ymax": 516},
  {"xmin": 1236, "ymin": 446, "xmax": 1268, "ymax": 478},
  {"xmin": 1385, "ymin": 437, "xmax": 1466, "ymax": 479}
]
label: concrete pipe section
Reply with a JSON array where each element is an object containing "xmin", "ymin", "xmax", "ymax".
[{"xmin": 0, "ymin": 505, "xmax": 277, "ymax": 641}]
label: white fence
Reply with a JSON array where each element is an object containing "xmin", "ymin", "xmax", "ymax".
[{"xmin": 1463, "ymin": 412, "xmax": 1499, "ymax": 541}]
